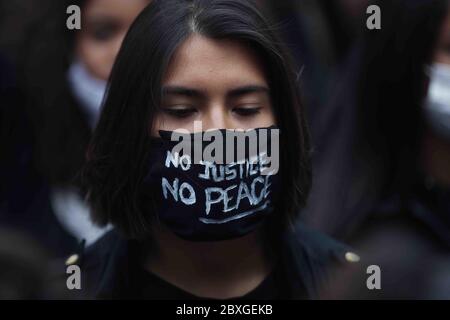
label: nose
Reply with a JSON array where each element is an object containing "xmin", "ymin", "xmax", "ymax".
[
  {"xmin": 201, "ymin": 103, "xmax": 233, "ymax": 131},
  {"xmin": 110, "ymin": 32, "xmax": 127, "ymax": 63}
]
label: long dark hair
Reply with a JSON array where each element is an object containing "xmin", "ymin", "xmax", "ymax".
[
  {"xmin": 304, "ymin": 0, "xmax": 449, "ymax": 238},
  {"xmin": 83, "ymin": 0, "xmax": 312, "ymax": 240},
  {"xmin": 356, "ymin": 0, "xmax": 448, "ymax": 195},
  {"xmin": 350, "ymin": 0, "xmax": 447, "ymax": 232},
  {"xmin": 12, "ymin": 0, "xmax": 90, "ymax": 187}
]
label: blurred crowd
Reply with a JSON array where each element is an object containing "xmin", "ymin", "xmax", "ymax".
[{"xmin": 0, "ymin": 0, "xmax": 449, "ymax": 299}]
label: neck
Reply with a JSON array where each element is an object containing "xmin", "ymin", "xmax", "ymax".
[
  {"xmin": 422, "ymin": 129, "xmax": 450, "ymax": 188},
  {"xmin": 143, "ymin": 223, "xmax": 274, "ymax": 299}
]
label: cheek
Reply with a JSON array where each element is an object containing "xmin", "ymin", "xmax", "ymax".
[
  {"xmin": 264, "ymin": 107, "xmax": 277, "ymax": 124},
  {"xmin": 253, "ymin": 114, "xmax": 276, "ymax": 129},
  {"xmin": 435, "ymin": 50, "xmax": 450, "ymax": 65},
  {"xmin": 76, "ymin": 38, "xmax": 115, "ymax": 80},
  {"xmin": 251, "ymin": 106, "xmax": 276, "ymax": 128}
]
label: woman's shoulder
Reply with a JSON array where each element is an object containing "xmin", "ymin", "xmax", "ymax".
[
  {"xmin": 289, "ymin": 222, "xmax": 358, "ymax": 263},
  {"xmin": 62, "ymin": 229, "xmax": 126, "ymax": 299},
  {"xmin": 281, "ymin": 222, "xmax": 363, "ymax": 299}
]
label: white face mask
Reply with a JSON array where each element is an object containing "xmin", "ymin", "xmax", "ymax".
[
  {"xmin": 424, "ymin": 63, "xmax": 450, "ymax": 140},
  {"xmin": 67, "ymin": 61, "xmax": 107, "ymax": 129}
]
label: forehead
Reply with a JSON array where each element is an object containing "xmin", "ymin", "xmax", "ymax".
[
  {"xmin": 163, "ymin": 35, "xmax": 268, "ymax": 88},
  {"xmin": 440, "ymin": 10, "xmax": 450, "ymax": 41},
  {"xmin": 83, "ymin": 0, "xmax": 148, "ymax": 19}
]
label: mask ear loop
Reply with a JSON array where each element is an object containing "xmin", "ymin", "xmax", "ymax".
[
  {"xmin": 423, "ymin": 63, "xmax": 450, "ymax": 140},
  {"xmin": 423, "ymin": 64, "xmax": 432, "ymax": 110},
  {"xmin": 67, "ymin": 60, "xmax": 107, "ymax": 127},
  {"xmin": 424, "ymin": 63, "xmax": 433, "ymax": 77}
]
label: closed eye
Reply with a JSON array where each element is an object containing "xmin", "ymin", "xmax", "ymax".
[
  {"xmin": 162, "ymin": 106, "xmax": 197, "ymax": 118},
  {"xmin": 232, "ymin": 106, "xmax": 262, "ymax": 117}
]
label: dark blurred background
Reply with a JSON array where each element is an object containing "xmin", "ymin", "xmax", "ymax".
[{"xmin": 0, "ymin": 0, "xmax": 449, "ymax": 299}]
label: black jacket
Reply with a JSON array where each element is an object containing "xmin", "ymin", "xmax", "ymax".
[{"xmin": 64, "ymin": 222, "xmax": 360, "ymax": 300}]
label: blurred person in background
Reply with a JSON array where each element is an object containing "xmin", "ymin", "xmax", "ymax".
[
  {"xmin": 310, "ymin": 0, "xmax": 450, "ymax": 299},
  {"xmin": 259, "ymin": 0, "xmax": 369, "ymax": 141},
  {"xmin": 0, "ymin": 0, "xmax": 149, "ymax": 259},
  {"xmin": 0, "ymin": 227, "xmax": 65, "ymax": 299},
  {"xmin": 254, "ymin": 0, "xmax": 375, "ymax": 240}
]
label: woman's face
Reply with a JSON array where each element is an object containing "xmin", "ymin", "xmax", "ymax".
[
  {"xmin": 76, "ymin": 0, "xmax": 149, "ymax": 81},
  {"xmin": 434, "ymin": 9, "xmax": 450, "ymax": 65},
  {"xmin": 152, "ymin": 35, "xmax": 276, "ymax": 134}
]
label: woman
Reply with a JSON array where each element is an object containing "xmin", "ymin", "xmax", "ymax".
[
  {"xmin": 0, "ymin": 0, "xmax": 149, "ymax": 257},
  {"xmin": 311, "ymin": 0, "xmax": 450, "ymax": 299},
  {"xmin": 76, "ymin": 0, "xmax": 359, "ymax": 300}
]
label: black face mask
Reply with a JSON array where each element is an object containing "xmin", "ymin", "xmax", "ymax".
[{"xmin": 143, "ymin": 127, "xmax": 281, "ymax": 242}]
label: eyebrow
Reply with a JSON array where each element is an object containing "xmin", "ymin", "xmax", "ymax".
[
  {"xmin": 162, "ymin": 85, "xmax": 270, "ymax": 99},
  {"xmin": 227, "ymin": 85, "xmax": 270, "ymax": 99},
  {"xmin": 162, "ymin": 86, "xmax": 203, "ymax": 98}
]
